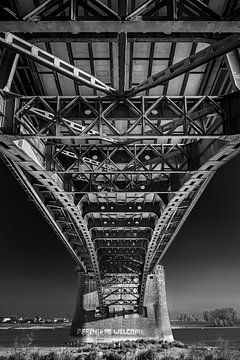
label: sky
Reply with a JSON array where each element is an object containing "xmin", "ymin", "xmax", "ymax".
[{"xmin": 1, "ymin": 153, "xmax": 240, "ymax": 319}]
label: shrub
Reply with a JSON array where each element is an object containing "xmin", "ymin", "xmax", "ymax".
[
  {"xmin": 186, "ymin": 345, "xmax": 240, "ymax": 360},
  {"xmin": 135, "ymin": 348, "xmax": 156, "ymax": 360},
  {"xmin": 215, "ymin": 345, "xmax": 240, "ymax": 360},
  {"xmin": 103, "ymin": 352, "xmax": 123, "ymax": 360},
  {"xmin": 41, "ymin": 352, "xmax": 58, "ymax": 360},
  {"xmin": 203, "ymin": 355, "xmax": 214, "ymax": 360},
  {"xmin": 85, "ymin": 352, "xmax": 99, "ymax": 360},
  {"xmin": 7, "ymin": 354, "xmax": 26, "ymax": 360},
  {"xmin": 173, "ymin": 341, "xmax": 188, "ymax": 349}
]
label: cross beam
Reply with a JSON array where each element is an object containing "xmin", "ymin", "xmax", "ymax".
[
  {"xmin": 15, "ymin": 95, "xmax": 225, "ymax": 140},
  {"xmin": 0, "ymin": 21, "xmax": 240, "ymax": 34}
]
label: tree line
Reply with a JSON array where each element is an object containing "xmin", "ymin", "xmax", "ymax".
[{"xmin": 177, "ymin": 307, "xmax": 239, "ymax": 326}]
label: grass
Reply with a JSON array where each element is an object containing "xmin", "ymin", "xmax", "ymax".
[{"xmin": 1, "ymin": 341, "xmax": 240, "ymax": 359}]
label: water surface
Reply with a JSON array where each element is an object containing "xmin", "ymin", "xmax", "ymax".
[{"xmin": 0, "ymin": 327, "xmax": 240, "ymax": 347}]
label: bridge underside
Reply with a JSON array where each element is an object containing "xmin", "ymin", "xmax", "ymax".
[{"xmin": 1, "ymin": 0, "xmax": 240, "ymax": 341}]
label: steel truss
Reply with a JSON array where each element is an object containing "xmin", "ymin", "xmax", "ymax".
[
  {"xmin": 102, "ymin": 273, "xmax": 140, "ymax": 307},
  {"xmin": 1, "ymin": 0, "xmax": 238, "ymax": 21},
  {"xmin": 1, "ymin": 4, "xmax": 240, "ymax": 312},
  {"xmin": 15, "ymin": 95, "xmax": 224, "ymax": 138},
  {"xmin": 10, "ymin": 95, "xmax": 225, "ymax": 197}
]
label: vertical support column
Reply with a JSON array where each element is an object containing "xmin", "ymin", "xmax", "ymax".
[
  {"xmin": 0, "ymin": 48, "xmax": 19, "ymax": 92},
  {"xmin": 45, "ymin": 144, "xmax": 54, "ymax": 171},
  {"xmin": 70, "ymin": 0, "xmax": 77, "ymax": 20},
  {"xmin": 226, "ymin": 49, "xmax": 240, "ymax": 90},
  {"xmin": 0, "ymin": 49, "xmax": 19, "ymax": 134},
  {"xmin": 118, "ymin": 0, "xmax": 127, "ymax": 95},
  {"xmin": 70, "ymin": 269, "xmax": 99, "ymax": 336},
  {"xmin": 70, "ymin": 270, "xmax": 87, "ymax": 336},
  {"xmin": 118, "ymin": 0, "xmax": 128, "ymax": 19},
  {"xmin": 118, "ymin": 32, "xmax": 127, "ymax": 95},
  {"xmin": 153, "ymin": 265, "xmax": 173, "ymax": 341}
]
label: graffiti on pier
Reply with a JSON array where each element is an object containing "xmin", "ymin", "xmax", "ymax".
[{"xmin": 77, "ymin": 328, "xmax": 145, "ymax": 336}]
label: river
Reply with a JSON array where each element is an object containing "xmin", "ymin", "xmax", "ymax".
[{"xmin": 0, "ymin": 327, "xmax": 240, "ymax": 347}]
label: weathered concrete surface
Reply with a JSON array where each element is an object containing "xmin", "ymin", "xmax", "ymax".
[{"xmin": 70, "ymin": 266, "xmax": 173, "ymax": 342}]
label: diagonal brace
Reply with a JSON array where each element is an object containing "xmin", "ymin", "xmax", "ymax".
[
  {"xmin": 126, "ymin": 34, "xmax": 240, "ymax": 97},
  {"xmin": 0, "ymin": 32, "xmax": 117, "ymax": 96},
  {"xmin": 126, "ymin": 0, "xmax": 167, "ymax": 20},
  {"xmin": 23, "ymin": 0, "xmax": 60, "ymax": 20}
]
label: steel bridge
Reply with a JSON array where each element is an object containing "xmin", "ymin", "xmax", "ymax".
[{"xmin": 1, "ymin": 0, "xmax": 240, "ymax": 323}]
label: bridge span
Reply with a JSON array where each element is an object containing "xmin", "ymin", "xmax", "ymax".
[{"xmin": 1, "ymin": 0, "xmax": 240, "ymax": 341}]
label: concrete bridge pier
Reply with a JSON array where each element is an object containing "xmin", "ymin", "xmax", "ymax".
[
  {"xmin": 70, "ymin": 265, "xmax": 173, "ymax": 342},
  {"xmin": 150, "ymin": 265, "xmax": 173, "ymax": 341},
  {"xmin": 70, "ymin": 270, "xmax": 98, "ymax": 337}
]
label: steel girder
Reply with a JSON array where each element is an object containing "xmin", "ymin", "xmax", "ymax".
[
  {"xmin": 1, "ymin": 21, "xmax": 240, "ymax": 34},
  {"xmin": 86, "ymin": 214, "xmax": 157, "ymax": 230}
]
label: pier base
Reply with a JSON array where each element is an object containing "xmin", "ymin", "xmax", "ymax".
[{"xmin": 70, "ymin": 265, "xmax": 173, "ymax": 342}]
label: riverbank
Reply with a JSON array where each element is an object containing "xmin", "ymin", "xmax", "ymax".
[
  {"xmin": 0, "ymin": 343, "xmax": 240, "ymax": 360},
  {"xmin": 2, "ymin": 323, "xmax": 240, "ymax": 330},
  {"xmin": 0, "ymin": 323, "xmax": 70, "ymax": 330},
  {"xmin": 0, "ymin": 342, "xmax": 190, "ymax": 359}
]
